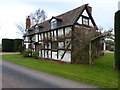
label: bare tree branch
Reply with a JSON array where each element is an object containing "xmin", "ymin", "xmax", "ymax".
[
  {"xmin": 30, "ymin": 8, "xmax": 47, "ymax": 26},
  {"xmin": 16, "ymin": 8, "xmax": 47, "ymax": 35},
  {"xmin": 16, "ymin": 23, "xmax": 26, "ymax": 35}
]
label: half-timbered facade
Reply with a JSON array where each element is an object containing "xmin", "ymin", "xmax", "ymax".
[{"xmin": 23, "ymin": 4, "xmax": 98, "ymax": 63}]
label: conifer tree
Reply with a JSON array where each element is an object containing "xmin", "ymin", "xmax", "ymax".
[{"xmin": 114, "ymin": 10, "xmax": 120, "ymax": 71}]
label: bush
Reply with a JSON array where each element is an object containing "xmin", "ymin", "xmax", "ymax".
[
  {"xmin": 33, "ymin": 51, "xmax": 39, "ymax": 59},
  {"xmin": 23, "ymin": 50, "xmax": 32, "ymax": 57}
]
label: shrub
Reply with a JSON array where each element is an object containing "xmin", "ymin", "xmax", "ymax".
[
  {"xmin": 23, "ymin": 50, "xmax": 32, "ymax": 57},
  {"xmin": 33, "ymin": 51, "xmax": 39, "ymax": 59}
]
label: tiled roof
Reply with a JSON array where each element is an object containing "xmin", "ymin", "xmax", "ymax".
[{"xmin": 28, "ymin": 4, "xmax": 96, "ymax": 34}]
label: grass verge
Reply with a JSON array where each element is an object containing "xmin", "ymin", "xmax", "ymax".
[{"xmin": 1, "ymin": 53, "xmax": 118, "ymax": 88}]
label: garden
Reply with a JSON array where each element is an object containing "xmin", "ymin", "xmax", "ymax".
[{"xmin": 1, "ymin": 53, "xmax": 118, "ymax": 88}]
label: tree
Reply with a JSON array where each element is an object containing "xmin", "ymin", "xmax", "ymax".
[
  {"xmin": 97, "ymin": 26, "xmax": 114, "ymax": 40},
  {"xmin": 30, "ymin": 8, "xmax": 47, "ymax": 26},
  {"xmin": 16, "ymin": 23, "xmax": 26, "ymax": 35},
  {"xmin": 114, "ymin": 10, "xmax": 120, "ymax": 71},
  {"xmin": 16, "ymin": 8, "xmax": 47, "ymax": 35}
]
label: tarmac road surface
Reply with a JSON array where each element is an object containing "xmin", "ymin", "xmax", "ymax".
[{"xmin": 2, "ymin": 59, "xmax": 102, "ymax": 89}]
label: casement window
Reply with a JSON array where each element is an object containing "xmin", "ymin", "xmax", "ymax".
[
  {"xmin": 51, "ymin": 19, "xmax": 57, "ymax": 29},
  {"xmin": 82, "ymin": 17, "xmax": 89, "ymax": 25}
]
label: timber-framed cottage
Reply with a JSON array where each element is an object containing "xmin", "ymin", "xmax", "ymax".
[{"xmin": 23, "ymin": 4, "xmax": 98, "ymax": 64}]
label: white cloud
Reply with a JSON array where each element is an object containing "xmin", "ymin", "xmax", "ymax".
[
  {"xmin": 0, "ymin": 0, "xmax": 119, "ymax": 44},
  {"xmin": 0, "ymin": 3, "xmax": 38, "ymax": 43}
]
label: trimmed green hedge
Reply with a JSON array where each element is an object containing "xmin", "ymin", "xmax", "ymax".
[
  {"xmin": 114, "ymin": 10, "xmax": 120, "ymax": 71},
  {"xmin": 2, "ymin": 39, "xmax": 15, "ymax": 52},
  {"xmin": 14, "ymin": 39, "xmax": 23, "ymax": 52},
  {"xmin": 2, "ymin": 39, "xmax": 23, "ymax": 52}
]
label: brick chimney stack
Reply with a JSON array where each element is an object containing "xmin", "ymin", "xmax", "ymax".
[
  {"xmin": 85, "ymin": 4, "xmax": 92, "ymax": 15},
  {"xmin": 88, "ymin": 6, "xmax": 92, "ymax": 15},
  {"xmin": 26, "ymin": 16, "xmax": 31, "ymax": 29}
]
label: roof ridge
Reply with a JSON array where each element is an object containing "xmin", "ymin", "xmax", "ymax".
[
  {"xmin": 37, "ymin": 4, "xmax": 86, "ymax": 26},
  {"xmin": 57, "ymin": 4, "xmax": 85, "ymax": 17}
]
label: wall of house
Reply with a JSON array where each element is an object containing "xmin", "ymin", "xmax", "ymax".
[
  {"xmin": 35, "ymin": 26, "xmax": 72, "ymax": 62},
  {"xmin": 24, "ymin": 26, "xmax": 72, "ymax": 62},
  {"xmin": 25, "ymin": 43, "xmax": 29, "ymax": 50},
  {"xmin": 77, "ymin": 9, "xmax": 94, "ymax": 27},
  {"xmin": 39, "ymin": 50, "xmax": 71, "ymax": 62}
]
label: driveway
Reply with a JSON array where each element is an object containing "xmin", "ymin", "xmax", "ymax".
[
  {"xmin": 2, "ymin": 59, "xmax": 103, "ymax": 88},
  {"xmin": 0, "ymin": 52, "xmax": 20, "ymax": 55}
]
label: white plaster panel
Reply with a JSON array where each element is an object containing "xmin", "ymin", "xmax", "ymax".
[
  {"xmin": 52, "ymin": 52, "xmax": 57, "ymax": 60},
  {"xmin": 58, "ymin": 50, "xmax": 71, "ymax": 62},
  {"xmin": 65, "ymin": 27, "xmax": 71, "ymax": 35},
  {"xmin": 77, "ymin": 17, "xmax": 82, "ymax": 24},
  {"xmin": 89, "ymin": 20, "xmax": 94, "ymax": 27},
  {"xmin": 35, "ymin": 34, "xmax": 38, "ymax": 42},
  {"xmin": 25, "ymin": 43, "xmax": 29, "ymax": 49},
  {"xmin": 58, "ymin": 28, "xmax": 63, "ymax": 36},
  {"xmin": 41, "ymin": 50, "xmax": 44, "ymax": 58},
  {"xmin": 82, "ymin": 10, "xmax": 89, "ymax": 17},
  {"xmin": 44, "ymin": 50, "xmax": 47, "ymax": 58},
  {"xmin": 39, "ymin": 34, "xmax": 41, "ymax": 41},
  {"xmin": 62, "ymin": 51, "xmax": 71, "ymax": 62},
  {"xmin": 48, "ymin": 51, "xmax": 51, "ymax": 58},
  {"xmin": 39, "ymin": 51, "xmax": 41, "ymax": 57},
  {"xmin": 41, "ymin": 33, "xmax": 43, "ymax": 40}
]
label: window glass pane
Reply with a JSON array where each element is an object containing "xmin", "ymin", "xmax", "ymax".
[
  {"xmin": 83, "ymin": 18, "xmax": 89, "ymax": 25},
  {"xmin": 35, "ymin": 27, "xmax": 39, "ymax": 33},
  {"xmin": 51, "ymin": 20, "xmax": 57, "ymax": 29}
]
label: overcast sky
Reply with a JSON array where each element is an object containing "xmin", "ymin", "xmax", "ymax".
[{"xmin": 0, "ymin": 0, "xmax": 119, "ymax": 44}]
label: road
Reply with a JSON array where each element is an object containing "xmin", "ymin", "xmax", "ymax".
[{"xmin": 2, "ymin": 59, "xmax": 101, "ymax": 88}]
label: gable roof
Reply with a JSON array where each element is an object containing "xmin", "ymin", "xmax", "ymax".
[{"xmin": 28, "ymin": 4, "xmax": 97, "ymax": 34}]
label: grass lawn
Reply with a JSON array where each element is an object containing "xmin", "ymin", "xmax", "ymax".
[{"xmin": 1, "ymin": 53, "xmax": 118, "ymax": 88}]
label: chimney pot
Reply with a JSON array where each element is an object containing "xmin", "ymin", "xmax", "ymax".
[{"xmin": 88, "ymin": 6, "xmax": 92, "ymax": 15}]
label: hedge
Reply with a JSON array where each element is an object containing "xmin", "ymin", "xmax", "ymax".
[
  {"xmin": 114, "ymin": 10, "xmax": 120, "ymax": 71},
  {"xmin": 14, "ymin": 39, "xmax": 23, "ymax": 52},
  {"xmin": 2, "ymin": 39, "xmax": 15, "ymax": 52},
  {"xmin": 2, "ymin": 39, "xmax": 23, "ymax": 52}
]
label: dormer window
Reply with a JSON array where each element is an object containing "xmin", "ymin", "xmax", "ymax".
[
  {"xmin": 35, "ymin": 26, "xmax": 40, "ymax": 33},
  {"xmin": 35, "ymin": 25, "xmax": 43, "ymax": 33},
  {"xmin": 51, "ymin": 19, "xmax": 57, "ymax": 29},
  {"xmin": 35, "ymin": 27, "xmax": 39, "ymax": 33},
  {"xmin": 50, "ymin": 16, "xmax": 62, "ymax": 29}
]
